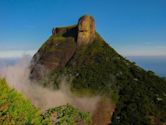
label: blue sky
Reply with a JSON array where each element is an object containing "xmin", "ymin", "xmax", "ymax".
[{"xmin": 0, "ymin": 0, "xmax": 166, "ymax": 57}]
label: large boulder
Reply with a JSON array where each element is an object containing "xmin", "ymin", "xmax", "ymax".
[{"xmin": 77, "ymin": 15, "xmax": 96, "ymax": 46}]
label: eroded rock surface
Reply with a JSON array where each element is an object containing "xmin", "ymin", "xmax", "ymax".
[
  {"xmin": 30, "ymin": 37, "xmax": 76, "ymax": 80},
  {"xmin": 77, "ymin": 15, "xmax": 95, "ymax": 46}
]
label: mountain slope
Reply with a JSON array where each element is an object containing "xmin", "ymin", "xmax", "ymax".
[
  {"xmin": 0, "ymin": 79, "xmax": 91, "ymax": 125},
  {"xmin": 30, "ymin": 15, "xmax": 166, "ymax": 125},
  {"xmin": 0, "ymin": 79, "xmax": 41, "ymax": 124}
]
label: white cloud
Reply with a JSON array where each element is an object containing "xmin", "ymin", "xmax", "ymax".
[
  {"xmin": 0, "ymin": 50, "xmax": 37, "ymax": 58},
  {"xmin": 116, "ymin": 45, "xmax": 166, "ymax": 56}
]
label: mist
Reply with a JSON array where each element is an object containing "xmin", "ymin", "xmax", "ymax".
[{"xmin": 0, "ymin": 55, "xmax": 99, "ymax": 113}]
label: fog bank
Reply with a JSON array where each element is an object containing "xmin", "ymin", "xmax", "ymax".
[{"xmin": 0, "ymin": 55, "xmax": 99, "ymax": 113}]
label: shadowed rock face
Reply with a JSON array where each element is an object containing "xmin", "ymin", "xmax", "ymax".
[
  {"xmin": 30, "ymin": 15, "xmax": 96, "ymax": 80},
  {"xmin": 92, "ymin": 100, "xmax": 115, "ymax": 125},
  {"xmin": 30, "ymin": 37, "xmax": 76, "ymax": 80}
]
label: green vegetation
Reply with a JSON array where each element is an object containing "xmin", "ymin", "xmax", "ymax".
[
  {"xmin": 30, "ymin": 20, "xmax": 166, "ymax": 124},
  {"xmin": 40, "ymin": 35, "xmax": 75, "ymax": 53},
  {"xmin": 41, "ymin": 104, "xmax": 91, "ymax": 125},
  {"xmin": 45, "ymin": 32, "xmax": 166, "ymax": 125},
  {"xmin": 4, "ymin": 15, "xmax": 166, "ymax": 124},
  {"xmin": 56, "ymin": 24, "xmax": 77, "ymax": 30},
  {"xmin": 0, "ymin": 79, "xmax": 91, "ymax": 125},
  {"xmin": 0, "ymin": 79, "xmax": 41, "ymax": 124}
]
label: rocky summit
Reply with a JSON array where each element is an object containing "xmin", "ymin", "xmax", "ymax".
[
  {"xmin": 30, "ymin": 15, "xmax": 166, "ymax": 125},
  {"xmin": 77, "ymin": 15, "xmax": 95, "ymax": 46},
  {"xmin": 30, "ymin": 15, "xmax": 96, "ymax": 79}
]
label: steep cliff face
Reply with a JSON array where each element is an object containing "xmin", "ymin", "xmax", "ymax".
[
  {"xmin": 77, "ymin": 15, "xmax": 95, "ymax": 46},
  {"xmin": 30, "ymin": 36, "xmax": 76, "ymax": 79}
]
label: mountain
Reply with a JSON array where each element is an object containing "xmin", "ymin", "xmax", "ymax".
[{"xmin": 30, "ymin": 15, "xmax": 166, "ymax": 125}]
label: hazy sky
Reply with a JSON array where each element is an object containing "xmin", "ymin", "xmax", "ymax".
[{"xmin": 0, "ymin": 0, "xmax": 166, "ymax": 57}]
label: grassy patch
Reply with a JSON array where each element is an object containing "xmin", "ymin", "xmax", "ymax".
[
  {"xmin": 0, "ymin": 79, "xmax": 92, "ymax": 125},
  {"xmin": 0, "ymin": 79, "xmax": 41, "ymax": 124}
]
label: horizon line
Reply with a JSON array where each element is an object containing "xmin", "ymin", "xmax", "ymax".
[{"xmin": 0, "ymin": 50, "xmax": 166, "ymax": 58}]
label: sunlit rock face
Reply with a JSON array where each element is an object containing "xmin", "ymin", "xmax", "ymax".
[{"xmin": 77, "ymin": 15, "xmax": 96, "ymax": 46}]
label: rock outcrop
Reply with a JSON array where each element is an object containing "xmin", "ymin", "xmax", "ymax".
[
  {"xmin": 77, "ymin": 15, "xmax": 96, "ymax": 46},
  {"xmin": 30, "ymin": 15, "xmax": 96, "ymax": 80}
]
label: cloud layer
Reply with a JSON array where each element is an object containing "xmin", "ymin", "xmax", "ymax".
[
  {"xmin": 0, "ymin": 50, "xmax": 36, "ymax": 58},
  {"xmin": 0, "ymin": 55, "xmax": 100, "ymax": 114}
]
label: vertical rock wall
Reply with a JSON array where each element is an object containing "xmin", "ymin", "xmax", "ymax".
[{"xmin": 77, "ymin": 15, "xmax": 96, "ymax": 46}]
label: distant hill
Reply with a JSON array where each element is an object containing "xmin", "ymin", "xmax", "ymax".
[{"xmin": 30, "ymin": 15, "xmax": 166, "ymax": 125}]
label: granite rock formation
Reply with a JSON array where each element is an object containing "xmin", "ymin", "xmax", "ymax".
[
  {"xmin": 77, "ymin": 15, "xmax": 95, "ymax": 46},
  {"xmin": 30, "ymin": 15, "xmax": 95, "ymax": 80}
]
